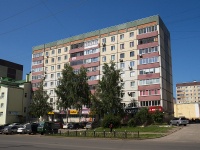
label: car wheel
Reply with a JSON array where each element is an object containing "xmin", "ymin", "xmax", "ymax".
[{"xmin": 184, "ymin": 124, "xmax": 187, "ymax": 126}]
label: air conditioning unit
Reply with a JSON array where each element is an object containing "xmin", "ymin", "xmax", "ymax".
[
  {"xmin": 102, "ymin": 43, "xmax": 106, "ymax": 47},
  {"xmin": 139, "ymin": 54, "xmax": 142, "ymax": 58},
  {"xmin": 120, "ymin": 78, "xmax": 123, "ymax": 82},
  {"xmin": 119, "ymin": 59, "xmax": 123, "ymax": 62},
  {"xmin": 46, "ymin": 55, "xmax": 49, "ymax": 58},
  {"xmin": 129, "ymin": 66, "xmax": 133, "ymax": 70}
]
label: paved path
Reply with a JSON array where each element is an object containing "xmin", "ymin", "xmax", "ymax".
[{"xmin": 147, "ymin": 124, "xmax": 200, "ymax": 143}]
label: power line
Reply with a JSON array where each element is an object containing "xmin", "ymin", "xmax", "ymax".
[
  {"xmin": 0, "ymin": 1, "xmax": 43, "ymax": 23},
  {"xmin": 0, "ymin": 0, "xmax": 88, "ymax": 36}
]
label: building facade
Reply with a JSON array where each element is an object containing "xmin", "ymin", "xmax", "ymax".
[
  {"xmin": 0, "ymin": 59, "xmax": 23, "ymax": 80},
  {"xmin": 31, "ymin": 15, "xmax": 173, "ymax": 116},
  {"xmin": 0, "ymin": 75, "xmax": 32, "ymax": 125},
  {"xmin": 176, "ymin": 81, "xmax": 200, "ymax": 104}
]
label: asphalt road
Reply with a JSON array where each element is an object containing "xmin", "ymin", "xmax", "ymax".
[{"xmin": 0, "ymin": 124, "xmax": 199, "ymax": 150}]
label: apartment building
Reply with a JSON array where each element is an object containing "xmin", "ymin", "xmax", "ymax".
[
  {"xmin": 0, "ymin": 75, "xmax": 32, "ymax": 125},
  {"xmin": 176, "ymin": 81, "xmax": 200, "ymax": 103},
  {"xmin": 31, "ymin": 15, "xmax": 173, "ymax": 116},
  {"xmin": 0, "ymin": 59, "xmax": 23, "ymax": 80}
]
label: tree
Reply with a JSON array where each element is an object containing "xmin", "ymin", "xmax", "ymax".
[
  {"xmin": 73, "ymin": 66, "xmax": 91, "ymax": 121},
  {"xmin": 134, "ymin": 107, "xmax": 152, "ymax": 126},
  {"xmin": 95, "ymin": 61, "xmax": 123, "ymax": 116},
  {"xmin": 55, "ymin": 63, "xmax": 75, "ymax": 123},
  {"xmin": 55, "ymin": 64, "xmax": 91, "ymax": 122},
  {"xmin": 152, "ymin": 110, "xmax": 164, "ymax": 124},
  {"xmin": 29, "ymin": 82, "xmax": 53, "ymax": 121}
]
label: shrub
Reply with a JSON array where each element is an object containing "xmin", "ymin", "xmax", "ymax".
[
  {"xmin": 151, "ymin": 110, "xmax": 164, "ymax": 124},
  {"xmin": 128, "ymin": 118, "xmax": 137, "ymax": 127},
  {"xmin": 101, "ymin": 114, "xmax": 121, "ymax": 128}
]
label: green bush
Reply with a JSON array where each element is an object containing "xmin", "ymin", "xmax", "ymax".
[
  {"xmin": 101, "ymin": 114, "xmax": 121, "ymax": 128},
  {"xmin": 127, "ymin": 118, "xmax": 137, "ymax": 127},
  {"xmin": 151, "ymin": 110, "xmax": 164, "ymax": 124}
]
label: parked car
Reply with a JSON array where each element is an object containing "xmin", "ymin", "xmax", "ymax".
[
  {"xmin": 27, "ymin": 123, "xmax": 39, "ymax": 135},
  {"xmin": 63, "ymin": 123, "xmax": 72, "ymax": 129},
  {"xmin": 3, "ymin": 126, "xmax": 18, "ymax": 134},
  {"xmin": 79, "ymin": 122, "xmax": 88, "ymax": 129},
  {"xmin": 37, "ymin": 121, "xmax": 60, "ymax": 135},
  {"xmin": 68, "ymin": 123, "xmax": 81, "ymax": 130},
  {"xmin": 170, "ymin": 117, "xmax": 188, "ymax": 126},
  {"xmin": 0, "ymin": 126, "xmax": 5, "ymax": 134},
  {"xmin": 17, "ymin": 123, "xmax": 31, "ymax": 134},
  {"xmin": 9, "ymin": 123, "xmax": 21, "ymax": 127},
  {"xmin": 85, "ymin": 121, "xmax": 99, "ymax": 129}
]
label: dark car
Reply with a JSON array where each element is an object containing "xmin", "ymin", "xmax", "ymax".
[
  {"xmin": 69, "ymin": 123, "xmax": 81, "ymax": 129},
  {"xmin": 0, "ymin": 126, "xmax": 5, "ymax": 134},
  {"xmin": 27, "ymin": 123, "xmax": 39, "ymax": 135}
]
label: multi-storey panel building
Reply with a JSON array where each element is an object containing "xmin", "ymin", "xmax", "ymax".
[
  {"xmin": 176, "ymin": 81, "xmax": 200, "ymax": 104},
  {"xmin": 31, "ymin": 15, "xmax": 173, "ymax": 115}
]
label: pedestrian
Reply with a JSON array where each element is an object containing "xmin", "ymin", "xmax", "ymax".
[{"xmin": 109, "ymin": 123, "xmax": 113, "ymax": 132}]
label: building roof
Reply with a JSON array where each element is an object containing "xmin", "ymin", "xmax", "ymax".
[
  {"xmin": 176, "ymin": 81, "xmax": 200, "ymax": 87},
  {"xmin": 0, "ymin": 77, "xmax": 26, "ymax": 87},
  {"xmin": 0, "ymin": 59, "xmax": 23, "ymax": 71},
  {"xmin": 32, "ymin": 15, "xmax": 169, "ymax": 52}
]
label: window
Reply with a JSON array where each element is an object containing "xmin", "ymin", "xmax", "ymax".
[
  {"xmin": 102, "ymin": 47, "xmax": 106, "ymax": 52},
  {"xmin": 1, "ymin": 92, "xmax": 5, "ymax": 98},
  {"xmin": 50, "ymin": 82, "xmax": 54, "ymax": 86},
  {"xmin": 120, "ymin": 44, "xmax": 124, "ymax": 49},
  {"xmin": 120, "ymin": 73, "xmax": 125, "ymax": 78},
  {"xmin": 0, "ymin": 112, "xmax": 3, "ymax": 117},
  {"xmin": 64, "ymin": 55, "xmax": 68, "ymax": 60},
  {"xmin": 139, "ymin": 46, "xmax": 158, "ymax": 55},
  {"xmin": 130, "ymin": 71, "xmax": 135, "ymax": 77},
  {"xmin": 121, "ymin": 82, "xmax": 125, "ymax": 89},
  {"xmin": 84, "ymin": 39, "xmax": 98, "ymax": 47},
  {"xmin": 138, "ymin": 25, "xmax": 157, "ymax": 34},
  {"xmin": 102, "ymin": 56, "xmax": 106, "ymax": 62},
  {"xmin": 57, "ymin": 73, "xmax": 60, "ymax": 78},
  {"xmin": 130, "ymin": 61, "xmax": 134, "ymax": 67},
  {"xmin": 51, "ymin": 74, "xmax": 54, "ymax": 78},
  {"xmin": 139, "ymin": 56, "xmax": 159, "ymax": 65},
  {"xmin": 120, "ymin": 53, "xmax": 125, "ymax": 58},
  {"xmin": 120, "ymin": 34, "xmax": 124, "ymax": 40},
  {"xmin": 45, "ymin": 59, "xmax": 48, "ymax": 64},
  {"xmin": 57, "ymin": 57, "xmax": 61, "ymax": 61},
  {"xmin": 130, "ymin": 41, "xmax": 134, "ymax": 47},
  {"xmin": 130, "ymin": 81, "xmax": 135, "ymax": 87},
  {"xmin": 111, "ymin": 55, "xmax": 115, "ymax": 61},
  {"xmin": 45, "ymin": 52, "xmax": 49, "ymax": 56},
  {"xmin": 51, "ymin": 58, "xmax": 54, "ymax": 63},
  {"xmin": 130, "ymin": 32, "xmax": 134, "ymax": 37},
  {"xmin": 0, "ymin": 103, "xmax": 4, "ymax": 108},
  {"xmin": 120, "ymin": 63, "xmax": 125, "ymax": 69},
  {"xmin": 130, "ymin": 51, "xmax": 134, "ymax": 57},
  {"xmin": 52, "ymin": 50, "xmax": 55, "ymax": 55},
  {"xmin": 58, "ymin": 49, "xmax": 61, "ymax": 54},
  {"xmin": 111, "ymin": 45, "xmax": 115, "ymax": 51},
  {"xmin": 130, "ymin": 92, "xmax": 135, "ymax": 97},
  {"xmin": 50, "ymin": 90, "xmax": 54, "ymax": 95},
  {"xmin": 65, "ymin": 47, "xmax": 68, "ymax": 52},
  {"xmin": 102, "ymin": 38, "xmax": 106, "ymax": 43},
  {"xmin": 51, "ymin": 66, "xmax": 54, "ymax": 71},
  {"xmin": 111, "ymin": 36, "xmax": 115, "ymax": 42},
  {"xmin": 57, "ymin": 65, "xmax": 61, "ymax": 70}
]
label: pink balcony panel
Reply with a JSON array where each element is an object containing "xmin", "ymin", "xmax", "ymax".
[
  {"xmin": 137, "ymin": 62, "xmax": 160, "ymax": 70},
  {"xmin": 138, "ymin": 73, "xmax": 160, "ymax": 80},
  {"xmin": 31, "ymin": 79, "xmax": 42, "ymax": 84},
  {"xmin": 84, "ymin": 52, "xmax": 100, "ymax": 59},
  {"xmin": 32, "ymin": 56, "xmax": 44, "ymax": 62},
  {"xmin": 31, "ymin": 71, "xmax": 44, "ymax": 76},
  {"xmin": 87, "ymin": 70, "xmax": 100, "ymax": 76},
  {"xmin": 137, "ymin": 52, "xmax": 159, "ymax": 59},
  {"xmin": 88, "ymin": 80, "xmax": 99, "ymax": 85},
  {"xmin": 32, "ymin": 64, "xmax": 44, "ymax": 69},
  {"xmin": 137, "ymin": 41, "xmax": 158, "ymax": 50},
  {"xmin": 138, "ymin": 84, "xmax": 160, "ymax": 91},
  {"xmin": 69, "ymin": 56, "xmax": 84, "ymax": 62},
  {"xmin": 84, "ymin": 61, "xmax": 100, "ymax": 68},
  {"xmin": 138, "ymin": 95, "xmax": 161, "ymax": 101},
  {"xmin": 69, "ymin": 47, "xmax": 84, "ymax": 54},
  {"xmin": 137, "ymin": 31, "xmax": 158, "ymax": 40}
]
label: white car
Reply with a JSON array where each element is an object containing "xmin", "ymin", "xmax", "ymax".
[{"xmin": 17, "ymin": 126, "xmax": 26, "ymax": 134}]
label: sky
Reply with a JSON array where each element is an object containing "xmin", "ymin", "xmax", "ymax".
[{"xmin": 0, "ymin": 0, "xmax": 200, "ymax": 97}]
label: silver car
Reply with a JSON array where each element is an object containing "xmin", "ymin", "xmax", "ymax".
[
  {"xmin": 3, "ymin": 126, "xmax": 18, "ymax": 134},
  {"xmin": 170, "ymin": 117, "xmax": 188, "ymax": 126}
]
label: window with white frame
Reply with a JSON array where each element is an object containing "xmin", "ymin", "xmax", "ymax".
[
  {"xmin": 0, "ymin": 112, "xmax": 3, "ymax": 117},
  {"xmin": 84, "ymin": 48, "xmax": 99, "ymax": 55},
  {"xmin": 130, "ymin": 41, "xmax": 134, "ymax": 47},
  {"xmin": 84, "ymin": 39, "xmax": 98, "ymax": 47},
  {"xmin": 51, "ymin": 58, "xmax": 54, "ymax": 63},
  {"xmin": 111, "ymin": 36, "xmax": 115, "ymax": 42},
  {"xmin": 58, "ymin": 57, "xmax": 61, "ymax": 61},
  {"xmin": 0, "ymin": 103, "xmax": 4, "ymax": 108},
  {"xmin": 139, "ymin": 67, "xmax": 159, "ymax": 75},
  {"xmin": 102, "ymin": 38, "xmax": 106, "ymax": 43},
  {"xmin": 46, "ymin": 52, "xmax": 49, "ymax": 56},
  {"xmin": 120, "ymin": 72, "xmax": 125, "ymax": 78},
  {"xmin": 130, "ymin": 61, "xmax": 134, "ymax": 67},
  {"xmin": 111, "ymin": 45, "xmax": 115, "ymax": 51},
  {"xmin": 130, "ymin": 81, "xmax": 135, "ymax": 87},
  {"xmin": 51, "ymin": 66, "xmax": 54, "ymax": 71},
  {"xmin": 33, "ymin": 52, "xmax": 43, "ymax": 58},
  {"xmin": 139, "ymin": 78, "xmax": 160, "ymax": 85},
  {"xmin": 64, "ymin": 47, "xmax": 68, "ymax": 52},
  {"xmin": 120, "ymin": 53, "xmax": 125, "ymax": 58},
  {"xmin": 57, "ymin": 65, "xmax": 61, "ymax": 70},
  {"xmin": 64, "ymin": 55, "xmax": 68, "ymax": 60},
  {"xmin": 51, "ymin": 74, "xmax": 54, "ymax": 78},
  {"xmin": 102, "ymin": 56, "xmax": 106, "ymax": 62},
  {"xmin": 57, "ymin": 73, "xmax": 60, "ymax": 78},
  {"xmin": 58, "ymin": 49, "xmax": 61, "ymax": 54},
  {"xmin": 52, "ymin": 50, "xmax": 55, "ymax": 55},
  {"xmin": 130, "ymin": 32, "xmax": 134, "ymax": 37},
  {"xmin": 120, "ymin": 43, "xmax": 124, "ymax": 49},
  {"xmin": 50, "ymin": 90, "xmax": 54, "ymax": 95},
  {"xmin": 138, "ymin": 25, "xmax": 157, "ymax": 34},
  {"xmin": 139, "ymin": 56, "xmax": 159, "ymax": 65},
  {"xmin": 45, "ymin": 59, "xmax": 48, "ymax": 64},
  {"xmin": 120, "ymin": 34, "xmax": 124, "ymax": 40},
  {"xmin": 102, "ymin": 47, "xmax": 106, "ymax": 52},
  {"xmin": 139, "ymin": 46, "xmax": 158, "ymax": 55},
  {"xmin": 1, "ymin": 92, "xmax": 5, "ymax": 98},
  {"xmin": 120, "ymin": 63, "xmax": 125, "ymax": 69},
  {"xmin": 130, "ymin": 71, "xmax": 135, "ymax": 77},
  {"xmin": 111, "ymin": 55, "xmax": 115, "ymax": 61},
  {"xmin": 50, "ymin": 82, "xmax": 54, "ymax": 86},
  {"xmin": 130, "ymin": 51, "xmax": 134, "ymax": 57}
]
